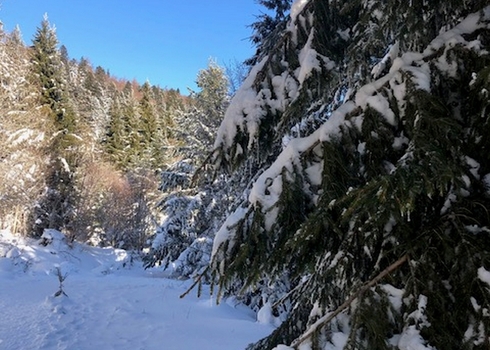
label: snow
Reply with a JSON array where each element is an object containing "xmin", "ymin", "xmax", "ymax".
[
  {"xmin": 296, "ymin": 29, "xmax": 320, "ymax": 84},
  {"xmin": 366, "ymin": 94, "xmax": 396, "ymax": 126},
  {"xmin": 318, "ymin": 101, "xmax": 357, "ymax": 141},
  {"xmin": 324, "ymin": 332, "xmax": 348, "ymax": 350},
  {"xmin": 478, "ymin": 267, "xmax": 490, "ymax": 288},
  {"xmin": 392, "ymin": 134, "xmax": 409, "ymax": 150},
  {"xmin": 0, "ymin": 229, "xmax": 273, "ymax": 350},
  {"xmin": 371, "ymin": 42, "xmax": 400, "ymax": 79},
  {"xmin": 273, "ymin": 346, "xmax": 294, "ymax": 350},
  {"xmin": 409, "ymin": 294, "xmax": 431, "ymax": 328},
  {"xmin": 304, "ymin": 162, "xmax": 323, "ymax": 187},
  {"xmin": 211, "ymin": 205, "xmax": 249, "ymax": 263},
  {"xmin": 296, "ymin": 29, "xmax": 335, "ymax": 86},
  {"xmin": 440, "ymin": 191, "xmax": 457, "ymax": 215},
  {"xmin": 60, "ymin": 157, "xmax": 71, "ymax": 173},
  {"xmin": 397, "ymin": 326, "xmax": 435, "ymax": 350},
  {"xmin": 404, "ymin": 63, "xmax": 431, "ymax": 92},
  {"xmin": 213, "ymin": 0, "xmax": 337, "ymax": 158},
  {"xmin": 209, "ymin": 6, "xmax": 490, "ymax": 348},
  {"xmin": 464, "ymin": 322, "xmax": 486, "ymax": 346},
  {"xmin": 424, "ymin": 9, "xmax": 490, "ymax": 57},
  {"xmin": 8, "ymin": 128, "xmax": 35, "ymax": 146},
  {"xmin": 484, "ymin": 173, "xmax": 490, "ymax": 194},
  {"xmin": 214, "ymin": 56, "xmax": 269, "ymax": 151},
  {"xmin": 257, "ymin": 301, "xmax": 282, "ymax": 327},
  {"xmin": 381, "ymin": 284, "xmax": 404, "ymax": 312},
  {"xmin": 354, "ymin": 7, "xmax": 490, "ymax": 121},
  {"xmin": 290, "ymin": 0, "xmax": 310, "ymax": 21},
  {"xmin": 464, "ymin": 156, "xmax": 481, "ymax": 179}
]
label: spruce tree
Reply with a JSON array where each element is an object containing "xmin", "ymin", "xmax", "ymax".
[
  {"xmin": 194, "ymin": 59, "xmax": 230, "ymax": 121},
  {"xmin": 207, "ymin": 1, "xmax": 490, "ymax": 349},
  {"xmin": 144, "ymin": 63, "xmax": 232, "ymax": 273},
  {"xmin": 29, "ymin": 14, "xmax": 78, "ymax": 237},
  {"xmin": 31, "ymin": 14, "xmax": 75, "ymax": 132},
  {"xmin": 105, "ymin": 96, "xmax": 130, "ymax": 169},
  {"xmin": 118, "ymin": 81, "xmax": 144, "ymax": 168},
  {"xmin": 139, "ymin": 81, "xmax": 158, "ymax": 145},
  {"xmin": 9, "ymin": 24, "xmax": 23, "ymax": 46},
  {"xmin": 172, "ymin": 60, "xmax": 229, "ymax": 164},
  {"xmin": 138, "ymin": 81, "xmax": 164, "ymax": 169},
  {"xmin": 247, "ymin": 0, "xmax": 293, "ymax": 66}
]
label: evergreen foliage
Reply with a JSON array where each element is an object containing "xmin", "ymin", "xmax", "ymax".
[
  {"xmin": 105, "ymin": 96, "xmax": 129, "ymax": 168},
  {"xmin": 248, "ymin": 0, "xmax": 293, "ymax": 66},
  {"xmin": 194, "ymin": 58, "xmax": 229, "ymax": 122},
  {"xmin": 4, "ymin": 5, "xmax": 490, "ymax": 349},
  {"xmin": 144, "ymin": 61, "xmax": 233, "ymax": 277},
  {"xmin": 178, "ymin": 59, "xmax": 230, "ymax": 163},
  {"xmin": 31, "ymin": 14, "xmax": 75, "ymax": 132},
  {"xmin": 29, "ymin": 14, "xmax": 79, "ymax": 237},
  {"xmin": 0, "ymin": 25, "xmax": 47, "ymax": 236},
  {"xmin": 103, "ymin": 80, "xmax": 175, "ymax": 171},
  {"xmin": 209, "ymin": 1, "xmax": 490, "ymax": 349},
  {"xmin": 0, "ymin": 14, "xmax": 187, "ymax": 248}
]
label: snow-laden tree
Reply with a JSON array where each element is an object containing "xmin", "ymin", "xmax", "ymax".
[
  {"xmin": 29, "ymin": 14, "xmax": 80, "ymax": 237},
  {"xmin": 173, "ymin": 59, "xmax": 231, "ymax": 163},
  {"xmin": 144, "ymin": 61, "xmax": 234, "ymax": 277},
  {"xmin": 208, "ymin": 1, "xmax": 490, "ymax": 349},
  {"xmin": 0, "ymin": 23, "xmax": 48, "ymax": 235},
  {"xmin": 31, "ymin": 14, "xmax": 76, "ymax": 132},
  {"xmin": 0, "ymin": 16, "xmax": 180, "ymax": 245},
  {"xmin": 247, "ymin": 0, "xmax": 293, "ymax": 66}
]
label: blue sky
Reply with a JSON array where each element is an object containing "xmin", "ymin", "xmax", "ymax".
[{"xmin": 0, "ymin": 0, "xmax": 263, "ymax": 92}]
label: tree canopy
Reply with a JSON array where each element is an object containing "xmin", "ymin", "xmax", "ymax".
[{"xmin": 207, "ymin": 1, "xmax": 490, "ymax": 349}]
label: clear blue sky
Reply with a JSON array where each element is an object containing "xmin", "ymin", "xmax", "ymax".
[{"xmin": 0, "ymin": 0, "xmax": 263, "ymax": 92}]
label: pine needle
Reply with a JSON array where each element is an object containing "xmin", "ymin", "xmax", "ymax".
[{"xmin": 292, "ymin": 254, "xmax": 409, "ymax": 347}]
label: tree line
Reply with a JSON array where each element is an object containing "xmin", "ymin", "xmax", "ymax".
[{"xmin": 0, "ymin": 14, "xmax": 230, "ymax": 251}]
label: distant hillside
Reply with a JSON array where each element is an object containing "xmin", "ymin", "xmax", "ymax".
[{"xmin": 0, "ymin": 16, "xmax": 228, "ymax": 253}]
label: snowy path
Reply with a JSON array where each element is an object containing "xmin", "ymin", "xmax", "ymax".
[
  {"xmin": 0, "ymin": 273, "xmax": 273, "ymax": 350},
  {"xmin": 0, "ymin": 231, "xmax": 273, "ymax": 350}
]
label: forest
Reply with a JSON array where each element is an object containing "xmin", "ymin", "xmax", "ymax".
[
  {"xmin": 0, "ymin": 12, "xmax": 231, "ymax": 250},
  {"xmin": 1, "ymin": 0, "xmax": 490, "ymax": 349}
]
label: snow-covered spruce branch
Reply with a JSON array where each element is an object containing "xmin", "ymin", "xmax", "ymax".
[
  {"xmin": 179, "ymin": 266, "xmax": 209, "ymax": 299},
  {"xmin": 190, "ymin": 151, "xmax": 215, "ymax": 186},
  {"xmin": 292, "ymin": 254, "xmax": 409, "ymax": 348},
  {"xmin": 271, "ymin": 275, "xmax": 311, "ymax": 309}
]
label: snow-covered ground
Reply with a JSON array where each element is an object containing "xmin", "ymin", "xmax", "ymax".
[{"xmin": 0, "ymin": 230, "xmax": 273, "ymax": 350}]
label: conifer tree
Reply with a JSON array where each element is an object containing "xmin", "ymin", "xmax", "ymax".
[
  {"xmin": 139, "ymin": 82, "xmax": 157, "ymax": 137},
  {"xmin": 247, "ymin": 0, "xmax": 292, "ymax": 65},
  {"xmin": 138, "ymin": 81, "xmax": 164, "ymax": 169},
  {"xmin": 206, "ymin": 1, "xmax": 490, "ymax": 349},
  {"xmin": 152, "ymin": 86, "xmax": 179, "ymax": 143},
  {"xmin": 0, "ymin": 13, "xmax": 160, "ymax": 244},
  {"xmin": 105, "ymin": 96, "xmax": 130, "ymax": 169},
  {"xmin": 179, "ymin": 59, "xmax": 229, "ymax": 163},
  {"xmin": 194, "ymin": 59, "xmax": 229, "ymax": 121},
  {"xmin": 31, "ymin": 14, "xmax": 75, "ymax": 132},
  {"xmin": 9, "ymin": 24, "xmax": 23, "ymax": 46},
  {"xmin": 118, "ymin": 81, "xmax": 145, "ymax": 168},
  {"xmin": 29, "ymin": 14, "xmax": 78, "ymax": 237}
]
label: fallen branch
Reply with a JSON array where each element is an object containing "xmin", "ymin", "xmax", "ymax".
[{"xmin": 292, "ymin": 253, "xmax": 409, "ymax": 347}]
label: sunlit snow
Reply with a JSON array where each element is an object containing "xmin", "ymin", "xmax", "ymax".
[{"xmin": 0, "ymin": 230, "xmax": 273, "ymax": 350}]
